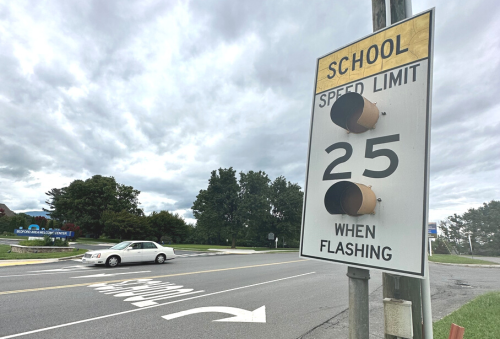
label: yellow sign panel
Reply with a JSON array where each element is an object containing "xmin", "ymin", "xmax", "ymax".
[{"xmin": 316, "ymin": 12, "xmax": 430, "ymax": 94}]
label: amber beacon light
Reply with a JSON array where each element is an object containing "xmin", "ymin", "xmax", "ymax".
[
  {"xmin": 330, "ymin": 92, "xmax": 379, "ymax": 133},
  {"xmin": 324, "ymin": 181, "xmax": 377, "ymax": 216}
]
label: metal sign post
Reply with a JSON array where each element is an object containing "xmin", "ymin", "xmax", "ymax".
[{"xmin": 347, "ymin": 267, "xmax": 370, "ymax": 338}]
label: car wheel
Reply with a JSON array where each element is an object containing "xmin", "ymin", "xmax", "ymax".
[
  {"xmin": 106, "ymin": 256, "xmax": 120, "ymax": 267},
  {"xmin": 155, "ymin": 254, "xmax": 166, "ymax": 264}
]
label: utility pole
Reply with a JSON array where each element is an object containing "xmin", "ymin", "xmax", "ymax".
[{"xmin": 371, "ymin": 1, "xmax": 433, "ymax": 339}]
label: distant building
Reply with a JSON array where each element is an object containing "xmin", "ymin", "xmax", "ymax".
[{"xmin": 0, "ymin": 203, "xmax": 16, "ymax": 217}]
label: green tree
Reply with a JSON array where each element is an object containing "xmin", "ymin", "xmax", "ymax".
[
  {"xmin": 43, "ymin": 188, "xmax": 66, "ymax": 224},
  {"xmin": 431, "ymin": 237, "xmax": 452, "ymax": 254},
  {"xmin": 211, "ymin": 168, "xmax": 240, "ymax": 248},
  {"xmin": 44, "ymin": 175, "xmax": 143, "ymax": 238},
  {"xmin": 269, "ymin": 176, "xmax": 304, "ymax": 247},
  {"xmin": 0, "ymin": 216, "xmax": 12, "ymax": 233},
  {"xmin": 238, "ymin": 171, "xmax": 271, "ymax": 246},
  {"xmin": 192, "ymin": 189, "xmax": 224, "ymax": 244},
  {"xmin": 102, "ymin": 210, "xmax": 148, "ymax": 241},
  {"xmin": 192, "ymin": 169, "xmax": 305, "ymax": 248},
  {"xmin": 192, "ymin": 168, "xmax": 240, "ymax": 248},
  {"xmin": 440, "ymin": 201, "xmax": 500, "ymax": 256},
  {"xmin": 2, "ymin": 213, "xmax": 30, "ymax": 233},
  {"xmin": 148, "ymin": 211, "xmax": 189, "ymax": 243}
]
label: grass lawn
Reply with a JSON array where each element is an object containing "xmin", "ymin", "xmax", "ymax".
[
  {"xmin": 428, "ymin": 254, "xmax": 498, "ymax": 265},
  {"xmin": 0, "ymin": 244, "xmax": 87, "ymax": 260},
  {"xmin": 165, "ymin": 244, "xmax": 298, "ymax": 252},
  {"xmin": 433, "ymin": 291, "xmax": 500, "ymax": 339}
]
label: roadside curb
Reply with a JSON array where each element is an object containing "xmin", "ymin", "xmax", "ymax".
[
  {"xmin": 431, "ymin": 262, "xmax": 500, "ymax": 268},
  {"xmin": 58, "ymin": 254, "xmax": 85, "ymax": 261}
]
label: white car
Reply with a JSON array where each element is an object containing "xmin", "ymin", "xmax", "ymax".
[{"xmin": 82, "ymin": 241, "xmax": 175, "ymax": 267}]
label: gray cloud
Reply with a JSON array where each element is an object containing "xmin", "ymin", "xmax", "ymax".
[{"xmin": 1, "ymin": 0, "xmax": 499, "ymax": 223}]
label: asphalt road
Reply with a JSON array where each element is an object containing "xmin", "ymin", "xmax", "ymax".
[
  {"xmin": 0, "ymin": 252, "xmax": 499, "ymax": 339},
  {"xmin": 0, "ymin": 252, "xmax": 374, "ymax": 339}
]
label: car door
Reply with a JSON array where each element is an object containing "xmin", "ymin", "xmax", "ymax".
[
  {"xmin": 122, "ymin": 242, "xmax": 143, "ymax": 263},
  {"xmin": 142, "ymin": 242, "xmax": 160, "ymax": 261}
]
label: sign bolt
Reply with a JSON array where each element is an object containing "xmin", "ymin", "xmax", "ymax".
[
  {"xmin": 381, "ymin": 112, "xmax": 387, "ymax": 115},
  {"xmin": 377, "ymin": 198, "xmax": 382, "ymax": 202}
]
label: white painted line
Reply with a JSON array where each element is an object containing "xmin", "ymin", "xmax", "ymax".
[
  {"xmin": 0, "ymin": 272, "xmax": 315, "ymax": 338},
  {"xmin": 0, "ymin": 267, "xmax": 128, "ymax": 278},
  {"xmin": 29, "ymin": 266, "xmax": 92, "ymax": 272},
  {"xmin": 71, "ymin": 271, "xmax": 151, "ymax": 278}
]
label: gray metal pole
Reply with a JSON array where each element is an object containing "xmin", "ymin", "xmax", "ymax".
[
  {"xmin": 421, "ymin": 259, "xmax": 433, "ymax": 339},
  {"xmin": 347, "ymin": 267, "xmax": 370, "ymax": 339}
]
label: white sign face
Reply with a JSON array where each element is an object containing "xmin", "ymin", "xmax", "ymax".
[{"xmin": 300, "ymin": 10, "xmax": 434, "ymax": 278}]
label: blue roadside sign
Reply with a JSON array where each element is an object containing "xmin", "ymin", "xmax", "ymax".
[
  {"xmin": 14, "ymin": 229, "xmax": 74, "ymax": 237},
  {"xmin": 428, "ymin": 222, "xmax": 437, "ymax": 238}
]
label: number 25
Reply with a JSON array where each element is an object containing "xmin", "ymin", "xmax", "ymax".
[{"xmin": 322, "ymin": 134, "xmax": 400, "ymax": 180}]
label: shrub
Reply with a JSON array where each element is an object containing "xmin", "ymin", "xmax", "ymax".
[
  {"xmin": 19, "ymin": 240, "xmax": 46, "ymax": 246},
  {"xmin": 53, "ymin": 238, "xmax": 68, "ymax": 247},
  {"xmin": 18, "ymin": 236, "xmax": 69, "ymax": 247},
  {"xmin": 432, "ymin": 238, "xmax": 452, "ymax": 254}
]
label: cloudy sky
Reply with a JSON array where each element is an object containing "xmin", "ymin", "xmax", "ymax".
[{"xmin": 0, "ymin": 0, "xmax": 499, "ymax": 224}]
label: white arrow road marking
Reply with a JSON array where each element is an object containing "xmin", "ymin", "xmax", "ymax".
[
  {"xmin": 162, "ymin": 306, "xmax": 266, "ymax": 323},
  {"xmin": 71, "ymin": 271, "xmax": 151, "ymax": 278}
]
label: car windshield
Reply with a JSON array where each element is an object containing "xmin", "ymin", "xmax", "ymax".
[{"xmin": 109, "ymin": 242, "xmax": 132, "ymax": 250}]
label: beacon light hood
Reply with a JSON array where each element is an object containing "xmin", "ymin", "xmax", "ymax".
[
  {"xmin": 324, "ymin": 181, "xmax": 377, "ymax": 216},
  {"xmin": 330, "ymin": 92, "xmax": 379, "ymax": 133}
]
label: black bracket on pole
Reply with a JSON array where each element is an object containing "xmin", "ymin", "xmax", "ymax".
[{"xmin": 346, "ymin": 267, "xmax": 371, "ymax": 280}]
